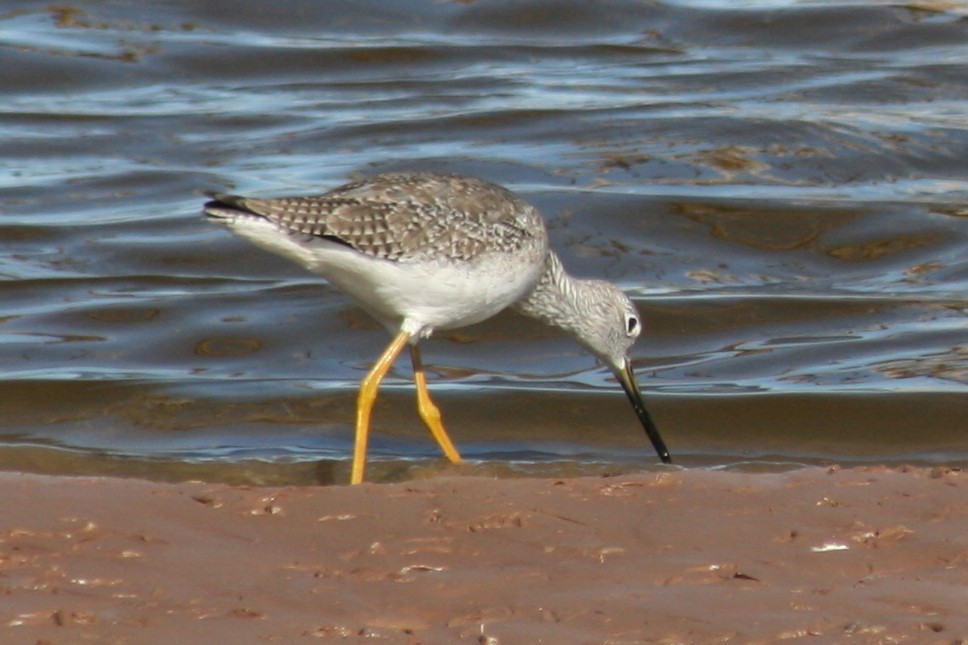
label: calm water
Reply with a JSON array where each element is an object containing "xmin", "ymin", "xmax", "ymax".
[{"xmin": 1, "ymin": 0, "xmax": 967, "ymax": 484}]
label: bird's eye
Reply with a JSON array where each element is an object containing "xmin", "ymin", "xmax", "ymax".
[{"xmin": 626, "ymin": 314, "xmax": 639, "ymax": 337}]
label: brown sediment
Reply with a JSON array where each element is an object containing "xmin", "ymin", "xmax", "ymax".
[{"xmin": 1, "ymin": 466, "xmax": 966, "ymax": 643}]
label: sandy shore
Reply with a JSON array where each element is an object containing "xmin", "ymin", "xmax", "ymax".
[{"xmin": 2, "ymin": 465, "xmax": 966, "ymax": 644}]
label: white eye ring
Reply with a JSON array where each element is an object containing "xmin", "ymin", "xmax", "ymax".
[{"xmin": 626, "ymin": 314, "xmax": 640, "ymax": 337}]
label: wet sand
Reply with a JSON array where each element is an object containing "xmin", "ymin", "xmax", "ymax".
[{"xmin": 3, "ymin": 466, "xmax": 967, "ymax": 644}]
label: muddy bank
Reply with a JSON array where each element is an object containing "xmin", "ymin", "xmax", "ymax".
[{"xmin": 2, "ymin": 466, "xmax": 966, "ymax": 643}]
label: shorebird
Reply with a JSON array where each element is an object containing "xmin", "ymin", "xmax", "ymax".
[{"xmin": 204, "ymin": 172, "xmax": 671, "ymax": 484}]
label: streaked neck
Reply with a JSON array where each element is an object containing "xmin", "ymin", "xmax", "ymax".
[{"xmin": 514, "ymin": 252, "xmax": 580, "ymax": 332}]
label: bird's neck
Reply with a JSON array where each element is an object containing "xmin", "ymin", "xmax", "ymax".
[{"xmin": 514, "ymin": 252, "xmax": 582, "ymax": 334}]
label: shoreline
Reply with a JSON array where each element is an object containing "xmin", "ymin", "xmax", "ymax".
[{"xmin": 2, "ymin": 465, "xmax": 966, "ymax": 643}]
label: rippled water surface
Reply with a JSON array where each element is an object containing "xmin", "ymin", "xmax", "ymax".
[{"xmin": 2, "ymin": 0, "xmax": 967, "ymax": 483}]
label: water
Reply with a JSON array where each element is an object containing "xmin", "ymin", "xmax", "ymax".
[{"xmin": 1, "ymin": 0, "xmax": 967, "ymax": 484}]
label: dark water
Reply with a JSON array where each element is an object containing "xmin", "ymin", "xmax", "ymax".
[{"xmin": 2, "ymin": 0, "xmax": 967, "ymax": 484}]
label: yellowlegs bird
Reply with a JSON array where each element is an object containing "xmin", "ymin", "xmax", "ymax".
[{"xmin": 204, "ymin": 172, "xmax": 671, "ymax": 484}]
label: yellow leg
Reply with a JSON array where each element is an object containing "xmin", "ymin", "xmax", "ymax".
[
  {"xmin": 352, "ymin": 330, "xmax": 411, "ymax": 485},
  {"xmin": 409, "ymin": 344, "xmax": 463, "ymax": 465}
]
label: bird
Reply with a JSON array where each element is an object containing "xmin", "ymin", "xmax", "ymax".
[{"xmin": 203, "ymin": 172, "xmax": 671, "ymax": 484}]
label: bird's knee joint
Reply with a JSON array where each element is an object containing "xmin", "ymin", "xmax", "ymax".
[
  {"xmin": 357, "ymin": 385, "xmax": 379, "ymax": 408},
  {"xmin": 417, "ymin": 398, "xmax": 442, "ymax": 423}
]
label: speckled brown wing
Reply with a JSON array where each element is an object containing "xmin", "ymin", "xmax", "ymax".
[{"xmin": 216, "ymin": 173, "xmax": 547, "ymax": 264}]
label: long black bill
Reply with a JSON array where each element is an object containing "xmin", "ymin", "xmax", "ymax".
[{"xmin": 615, "ymin": 361, "xmax": 672, "ymax": 464}]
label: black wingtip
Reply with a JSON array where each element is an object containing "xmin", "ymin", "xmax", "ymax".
[
  {"xmin": 204, "ymin": 192, "xmax": 243, "ymax": 208},
  {"xmin": 202, "ymin": 192, "xmax": 251, "ymax": 219}
]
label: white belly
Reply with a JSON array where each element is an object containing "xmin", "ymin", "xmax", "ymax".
[{"xmin": 222, "ymin": 216, "xmax": 545, "ymax": 336}]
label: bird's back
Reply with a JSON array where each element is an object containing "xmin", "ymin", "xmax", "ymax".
[{"xmin": 207, "ymin": 173, "xmax": 548, "ymax": 266}]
